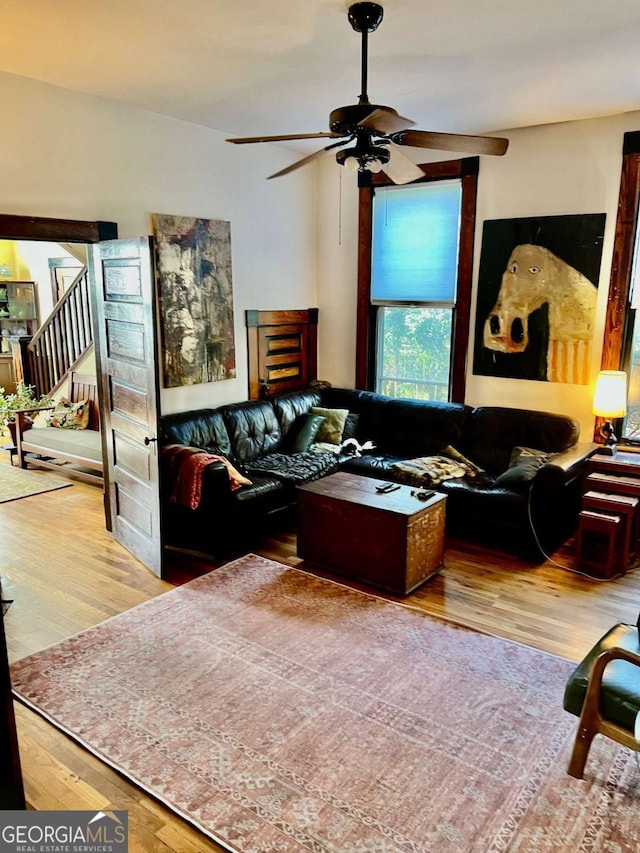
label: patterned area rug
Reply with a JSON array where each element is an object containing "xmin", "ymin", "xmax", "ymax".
[
  {"xmin": 0, "ymin": 463, "xmax": 71, "ymax": 503},
  {"xmin": 11, "ymin": 554, "xmax": 640, "ymax": 852}
]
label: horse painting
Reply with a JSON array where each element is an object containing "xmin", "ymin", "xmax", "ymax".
[{"xmin": 482, "ymin": 243, "xmax": 597, "ymax": 384}]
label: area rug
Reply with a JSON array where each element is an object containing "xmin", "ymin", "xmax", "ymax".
[
  {"xmin": 0, "ymin": 463, "xmax": 71, "ymax": 503},
  {"xmin": 11, "ymin": 555, "xmax": 640, "ymax": 852}
]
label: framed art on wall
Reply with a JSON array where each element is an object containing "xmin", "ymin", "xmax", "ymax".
[
  {"xmin": 472, "ymin": 213, "xmax": 606, "ymax": 384},
  {"xmin": 153, "ymin": 214, "xmax": 236, "ymax": 388}
]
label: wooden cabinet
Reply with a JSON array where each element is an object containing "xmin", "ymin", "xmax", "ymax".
[
  {"xmin": 0, "ymin": 354, "xmax": 14, "ymax": 389},
  {"xmin": 0, "ymin": 281, "xmax": 38, "ymax": 392}
]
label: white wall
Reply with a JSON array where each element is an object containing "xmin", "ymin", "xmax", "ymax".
[
  {"xmin": 5, "ymin": 68, "xmax": 638, "ymax": 441},
  {"xmin": 0, "ymin": 71, "xmax": 317, "ymax": 414},
  {"xmin": 316, "ymin": 111, "xmax": 640, "ymax": 441}
]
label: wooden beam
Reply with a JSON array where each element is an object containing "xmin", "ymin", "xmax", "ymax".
[{"xmin": 0, "ymin": 214, "xmax": 117, "ymax": 243}]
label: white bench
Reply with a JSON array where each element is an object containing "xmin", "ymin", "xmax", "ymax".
[{"xmin": 15, "ymin": 372, "xmax": 103, "ymax": 486}]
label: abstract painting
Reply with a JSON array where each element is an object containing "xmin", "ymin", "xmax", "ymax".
[
  {"xmin": 472, "ymin": 213, "xmax": 606, "ymax": 384},
  {"xmin": 153, "ymin": 214, "xmax": 236, "ymax": 387}
]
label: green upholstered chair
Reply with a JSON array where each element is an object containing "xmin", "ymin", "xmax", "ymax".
[{"xmin": 563, "ymin": 620, "xmax": 640, "ymax": 778}]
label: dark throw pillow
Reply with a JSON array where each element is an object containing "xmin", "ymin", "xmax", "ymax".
[
  {"xmin": 342, "ymin": 412, "xmax": 360, "ymax": 442},
  {"xmin": 494, "ymin": 446, "xmax": 550, "ymax": 487},
  {"xmin": 286, "ymin": 413, "xmax": 326, "ymax": 453}
]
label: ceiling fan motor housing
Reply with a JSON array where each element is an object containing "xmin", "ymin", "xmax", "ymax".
[
  {"xmin": 330, "ymin": 103, "xmax": 398, "ymax": 135},
  {"xmin": 348, "ymin": 3, "xmax": 384, "ymax": 33}
]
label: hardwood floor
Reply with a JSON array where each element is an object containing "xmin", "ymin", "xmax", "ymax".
[{"xmin": 2, "ymin": 467, "xmax": 640, "ymax": 851}]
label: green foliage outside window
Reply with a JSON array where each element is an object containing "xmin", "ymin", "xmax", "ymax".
[{"xmin": 377, "ymin": 307, "xmax": 452, "ymax": 401}]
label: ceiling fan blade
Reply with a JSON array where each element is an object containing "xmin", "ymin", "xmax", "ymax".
[
  {"xmin": 358, "ymin": 107, "xmax": 415, "ymax": 135},
  {"xmin": 382, "ymin": 146, "xmax": 426, "ymax": 185},
  {"xmin": 267, "ymin": 138, "xmax": 350, "ymax": 179},
  {"xmin": 392, "ymin": 129, "xmax": 509, "ymax": 156},
  {"xmin": 227, "ymin": 132, "xmax": 342, "ymax": 145}
]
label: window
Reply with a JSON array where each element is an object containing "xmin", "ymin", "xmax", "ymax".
[
  {"xmin": 371, "ymin": 180, "xmax": 461, "ymax": 400},
  {"xmin": 356, "ymin": 158, "xmax": 478, "ymax": 403},
  {"xmin": 376, "ymin": 306, "xmax": 452, "ymax": 400}
]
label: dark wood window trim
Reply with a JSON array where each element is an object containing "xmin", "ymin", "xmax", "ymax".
[
  {"xmin": 600, "ymin": 133, "xmax": 640, "ymax": 373},
  {"xmin": 355, "ymin": 157, "xmax": 479, "ymax": 403}
]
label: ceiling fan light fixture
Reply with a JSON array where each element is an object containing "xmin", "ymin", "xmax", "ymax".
[{"xmin": 336, "ymin": 143, "xmax": 389, "ymax": 173}]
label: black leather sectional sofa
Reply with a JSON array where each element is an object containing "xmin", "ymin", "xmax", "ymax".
[{"xmin": 160, "ymin": 386, "xmax": 596, "ymax": 562}]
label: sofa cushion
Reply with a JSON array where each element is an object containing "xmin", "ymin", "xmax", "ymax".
[
  {"xmin": 310, "ymin": 407, "xmax": 349, "ymax": 445},
  {"xmin": 32, "ymin": 398, "xmax": 90, "ymax": 430},
  {"xmin": 494, "ymin": 446, "xmax": 550, "ymax": 487},
  {"xmin": 464, "ymin": 407, "xmax": 579, "ymax": 474},
  {"xmin": 273, "ymin": 390, "xmax": 322, "ymax": 434},
  {"xmin": 285, "ymin": 413, "xmax": 326, "ymax": 453},
  {"xmin": 233, "ymin": 472, "xmax": 288, "ymax": 504},
  {"xmin": 246, "ymin": 451, "xmax": 339, "ymax": 484},
  {"xmin": 342, "ymin": 413, "xmax": 360, "ymax": 441},
  {"xmin": 161, "ymin": 408, "xmax": 232, "ymax": 456},
  {"xmin": 223, "ymin": 400, "xmax": 283, "ymax": 461},
  {"xmin": 378, "ymin": 399, "xmax": 471, "ymax": 456},
  {"xmin": 320, "ymin": 388, "xmax": 391, "ymax": 444},
  {"xmin": 339, "ymin": 453, "xmax": 405, "ymax": 478},
  {"xmin": 23, "ymin": 426, "xmax": 102, "ymax": 462}
]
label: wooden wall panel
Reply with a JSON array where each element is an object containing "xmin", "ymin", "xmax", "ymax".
[{"xmin": 246, "ymin": 308, "xmax": 318, "ymax": 399}]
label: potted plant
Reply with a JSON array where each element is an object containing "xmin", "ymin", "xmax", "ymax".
[{"xmin": 0, "ymin": 381, "xmax": 53, "ymax": 444}]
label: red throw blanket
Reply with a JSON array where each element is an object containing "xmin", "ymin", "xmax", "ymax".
[{"xmin": 163, "ymin": 444, "xmax": 251, "ymax": 510}]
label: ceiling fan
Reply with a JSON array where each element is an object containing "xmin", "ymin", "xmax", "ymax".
[{"xmin": 226, "ymin": 2, "xmax": 509, "ymax": 186}]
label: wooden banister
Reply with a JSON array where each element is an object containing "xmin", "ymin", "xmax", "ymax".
[{"xmin": 24, "ymin": 267, "xmax": 93, "ymax": 395}]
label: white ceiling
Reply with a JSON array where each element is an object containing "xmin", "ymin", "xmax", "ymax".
[{"xmin": 3, "ymin": 0, "xmax": 640, "ymax": 151}]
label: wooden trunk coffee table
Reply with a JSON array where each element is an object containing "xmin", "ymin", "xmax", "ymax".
[{"xmin": 297, "ymin": 471, "xmax": 446, "ymax": 596}]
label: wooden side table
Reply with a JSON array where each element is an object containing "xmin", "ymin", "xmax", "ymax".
[
  {"xmin": 586, "ymin": 471, "xmax": 640, "ymax": 500},
  {"xmin": 576, "ymin": 510, "xmax": 623, "ymax": 579},
  {"xmin": 587, "ymin": 448, "xmax": 640, "ymax": 478},
  {"xmin": 582, "ymin": 490, "xmax": 639, "ymax": 570},
  {"xmin": 582, "ymin": 448, "xmax": 640, "ymax": 575}
]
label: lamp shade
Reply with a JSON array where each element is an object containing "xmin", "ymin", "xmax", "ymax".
[{"xmin": 593, "ymin": 370, "xmax": 628, "ymax": 418}]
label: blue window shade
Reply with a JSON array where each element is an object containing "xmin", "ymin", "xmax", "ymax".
[{"xmin": 372, "ymin": 180, "xmax": 462, "ymax": 303}]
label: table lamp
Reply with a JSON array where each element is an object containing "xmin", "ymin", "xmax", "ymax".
[{"xmin": 592, "ymin": 370, "xmax": 627, "ymax": 455}]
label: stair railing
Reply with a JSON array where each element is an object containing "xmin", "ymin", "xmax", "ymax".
[{"xmin": 25, "ymin": 266, "xmax": 93, "ymax": 396}]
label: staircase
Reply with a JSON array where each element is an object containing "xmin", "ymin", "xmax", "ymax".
[{"xmin": 23, "ymin": 266, "xmax": 93, "ymax": 396}]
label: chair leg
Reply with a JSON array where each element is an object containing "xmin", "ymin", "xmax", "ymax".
[{"xmin": 567, "ymin": 724, "xmax": 596, "ymax": 778}]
